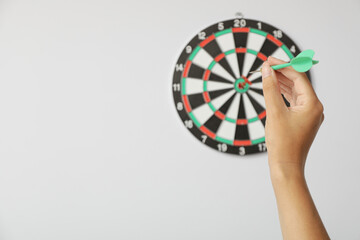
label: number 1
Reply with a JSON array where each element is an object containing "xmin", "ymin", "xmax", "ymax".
[{"xmin": 257, "ymin": 22, "xmax": 262, "ymax": 29}]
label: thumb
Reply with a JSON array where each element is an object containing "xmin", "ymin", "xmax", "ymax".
[{"xmin": 261, "ymin": 61, "xmax": 286, "ymax": 115}]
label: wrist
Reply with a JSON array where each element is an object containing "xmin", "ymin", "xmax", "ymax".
[{"xmin": 269, "ymin": 160, "xmax": 306, "ymax": 184}]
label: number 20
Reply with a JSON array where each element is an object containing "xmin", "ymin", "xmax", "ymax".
[{"xmin": 234, "ymin": 19, "xmax": 246, "ymax": 27}]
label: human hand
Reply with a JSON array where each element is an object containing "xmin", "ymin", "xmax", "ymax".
[{"xmin": 261, "ymin": 56, "xmax": 324, "ymax": 175}]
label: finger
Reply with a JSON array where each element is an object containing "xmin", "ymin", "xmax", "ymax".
[
  {"xmin": 279, "ymin": 83, "xmax": 292, "ymax": 95},
  {"xmin": 268, "ymin": 56, "xmax": 308, "ymax": 81},
  {"xmin": 282, "ymin": 93, "xmax": 293, "ymax": 106},
  {"xmin": 273, "ymin": 71, "xmax": 295, "ymax": 106},
  {"xmin": 275, "ymin": 72, "xmax": 294, "ymax": 89},
  {"xmin": 261, "ymin": 61, "xmax": 287, "ymax": 115},
  {"xmin": 279, "ymin": 85, "xmax": 294, "ymax": 104},
  {"xmin": 268, "ymin": 56, "xmax": 317, "ymax": 99}
]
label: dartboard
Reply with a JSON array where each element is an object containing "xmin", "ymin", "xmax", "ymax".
[{"xmin": 172, "ymin": 18, "xmax": 311, "ymax": 155}]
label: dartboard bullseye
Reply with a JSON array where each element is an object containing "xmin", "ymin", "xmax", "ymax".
[{"xmin": 172, "ymin": 18, "xmax": 311, "ymax": 155}]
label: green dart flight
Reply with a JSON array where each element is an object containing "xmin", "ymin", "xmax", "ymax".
[{"xmin": 249, "ymin": 49, "xmax": 319, "ymax": 74}]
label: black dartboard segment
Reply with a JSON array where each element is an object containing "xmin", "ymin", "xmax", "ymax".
[{"xmin": 172, "ymin": 18, "xmax": 311, "ymax": 155}]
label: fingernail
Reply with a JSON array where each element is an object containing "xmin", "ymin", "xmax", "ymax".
[{"xmin": 262, "ymin": 61, "xmax": 272, "ymax": 78}]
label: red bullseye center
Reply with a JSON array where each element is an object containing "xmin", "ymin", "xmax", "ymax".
[{"xmin": 238, "ymin": 82, "xmax": 245, "ymax": 89}]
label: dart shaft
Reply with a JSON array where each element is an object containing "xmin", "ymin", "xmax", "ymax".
[
  {"xmin": 249, "ymin": 63, "xmax": 291, "ymax": 74},
  {"xmin": 250, "ymin": 60, "xmax": 318, "ymax": 74},
  {"xmin": 272, "ymin": 62, "xmax": 292, "ymax": 70}
]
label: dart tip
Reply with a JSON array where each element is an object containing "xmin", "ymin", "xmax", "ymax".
[{"xmin": 312, "ymin": 60, "xmax": 319, "ymax": 65}]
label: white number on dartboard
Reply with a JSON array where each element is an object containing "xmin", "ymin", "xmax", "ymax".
[
  {"xmin": 273, "ymin": 30, "xmax": 283, "ymax": 38},
  {"xmin": 218, "ymin": 22, "xmax": 224, "ymax": 30},
  {"xmin": 175, "ymin": 64, "xmax": 184, "ymax": 72},
  {"xmin": 234, "ymin": 19, "xmax": 246, "ymax": 27},
  {"xmin": 217, "ymin": 143, "xmax": 227, "ymax": 152},
  {"xmin": 239, "ymin": 147, "xmax": 245, "ymax": 156},
  {"xmin": 290, "ymin": 45, "xmax": 296, "ymax": 53},
  {"xmin": 201, "ymin": 135, "xmax": 207, "ymax": 143},
  {"xmin": 173, "ymin": 83, "xmax": 180, "ymax": 91},
  {"xmin": 198, "ymin": 31, "xmax": 206, "ymax": 40},
  {"xmin": 184, "ymin": 120, "xmax": 193, "ymax": 129},
  {"xmin": 186, "ymin": 45, "xmax": 192, "ymax": 54},
  {"xmin": 258, "ymin": 143, "xmax": 267, "ymax": 152},
  {"xmin": 176, "ymin": 102, "xmax": 183, "ymax": 111},
  {"xmin": 257, "ymin": 22, "xmax": 262, "ymax": 29}
]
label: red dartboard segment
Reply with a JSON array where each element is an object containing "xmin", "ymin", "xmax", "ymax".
[
  {"xmin": 236, "ymin": 48, "xmax": 247, "ymax": 53},
  {"xmin": 214, "ymin": 111, "xmax": 225, "ymax": 120},
  {"xmin": 182, "ymin": 95, "xmax": 192, "ymax": 113},
  {"xmin": 200, "ymin": 125, "xmax": 216, "ymax": 139},
  {"xmin": 203, "ymin": 70, "xmax": 211, "ymax": 81},
  {"xmin": 233, "ymin": 140, "xmax": 252, "ymax": 146},
  {"xmin": 199, "ymin": 34, "xmax": 215, "ymax": 48},
  {"xmin": 236, "ymin": 119, "xmax": 248, "ymax": 125},
  {"xmin": 266, "ymin": 34, "xmax": 283, "ymax": 47},
  {"xmin": 214, "ymin": 53, "xmax": 226, "ymax": 62},
  {"xmin": 203, "ymin": 92, "xmax": 211, "ymax": 103},
  {"xmin": 232, "ymin": 27, "xmax": 250, "ymax": 33},
  {"xmin": 258, "ymin": 110, "xmax": 266, "ymax": 119},
  {"xmin": 183, "ymin": 60, "xmax": 191, "ymax": 77},
  {"xmin": 172, "ymin": 18, "xmax": 309, "ymax": 155},
  {"xmin": 257, "ymin": 52, "xmax": 267, "ymax": 61}
]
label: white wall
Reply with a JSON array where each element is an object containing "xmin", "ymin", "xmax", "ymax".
[{"xmin": 0, "ymin": 0, "xmax": 359, "ymax": 239}]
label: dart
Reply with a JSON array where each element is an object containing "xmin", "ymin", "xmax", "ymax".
[{"xmin": 249, "ymin": 49, "xmax": 319, "ymax": 74}]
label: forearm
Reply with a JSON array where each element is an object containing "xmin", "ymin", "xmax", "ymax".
[
  {"xmin": 270, "ymin": 161, "xmax": 330, "ymax": 240},
  {"xmin": 262, "ymin": 56, "xmax": 328, "ymax": 238}
]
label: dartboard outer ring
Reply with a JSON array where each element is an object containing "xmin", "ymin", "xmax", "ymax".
[{"xmin": 172, "ymin": 18, "xmax": 311, "ymax": 155}]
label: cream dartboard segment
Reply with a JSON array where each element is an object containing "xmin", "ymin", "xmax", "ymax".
[{"xmin": 172, "ymin": 18, "xmax": 311, "ymax": 155}]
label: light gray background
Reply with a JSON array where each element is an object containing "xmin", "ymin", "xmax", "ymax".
[{"xmin": 0, "ymin": 0, "xmax": 359, "ymax": 239}]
